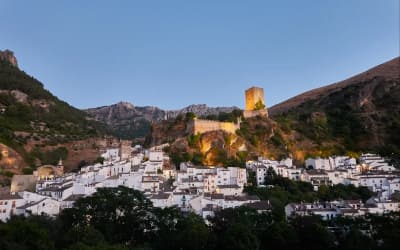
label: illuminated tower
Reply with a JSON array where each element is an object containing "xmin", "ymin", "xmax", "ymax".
[
  {"xmin": 245, "ymin": 87, "xmax": 265, "ymax": 111},
  {"xmin": 244, "ymin": 86, "xmax": 268, "ymax": 118}
]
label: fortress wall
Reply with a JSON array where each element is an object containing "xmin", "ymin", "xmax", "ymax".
[
  {"xmin": 191, "ymin": 119, "xmax": 240, "ymax": 135},
  {"xmin": 243, "ymin": 109, "xmax": 269, "ymax": 118}
]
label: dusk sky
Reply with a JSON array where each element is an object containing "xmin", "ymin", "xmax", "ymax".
[{"xmin": 0, "ymin": 0, "xmax": 399, "ymax": 110}]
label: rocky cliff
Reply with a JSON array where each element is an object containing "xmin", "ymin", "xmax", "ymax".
[
  {"xmin": 85, "ymin": 102, "xmax": 239, "ymax": 140},
  {"xmin": 0, "ymin": 50, "xmax": 18, "ymax": 67}
]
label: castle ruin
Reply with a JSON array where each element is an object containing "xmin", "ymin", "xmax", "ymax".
[
  {"xmin": 244, "ymin": 86, "xmax": 268, "ymax": 118},
  {"xmin": 187, "ymin": 118, "xmax": 240, "ymax": 135},
  {"xmin": 186, "ymin": 86, "xmax": 268, "ymax": 134}
]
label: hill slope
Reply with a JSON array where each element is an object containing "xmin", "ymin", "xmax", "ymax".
[
  {"xmin": 151, "ymin": 57, "xmax": 400, "ymax": 166},
  {"xmin": 0, "ymin": 50, "xmax": 108, "ymax": 176},
  {"xmin": 270, "ymin": 57, "xmax": 399, "ymax": 116},
  {"xmin": 271, "ymin": 57, "xmax": 400, "ymax": 156}
]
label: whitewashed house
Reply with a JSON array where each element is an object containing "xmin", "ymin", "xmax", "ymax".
[
  {"xmin": 149, "ymin": 192, "xmax": 174, "ymax": 208},
  {"xmin": 16, "ymin": 197, "xmax": 60, "ymax": 217},
  {"xmin": 0, "ymin": 193, "xmax": 25, "ymax": 222},
  {"xmin": 302, "ymin": 170, "xmax": 331, "ymax": 190}
]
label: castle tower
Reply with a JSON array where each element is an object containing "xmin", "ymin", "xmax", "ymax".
[
  {"xmin": 245, "ymin": 87, "xmax": 265, "ymax": 111},
  {"xmin": 244, "ymin": 86, "xmax": 268, "ymax": 118}
]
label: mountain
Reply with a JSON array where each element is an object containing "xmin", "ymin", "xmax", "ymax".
[
  {"xmin": 85, "ymin": 102, "xmax": 239, "ymax": 140},
  {"xmin": 270, "ymin": 57, "xmax": 400, "ymax": 156},
  {"xmin": 1, "ymin": 48, "xmax": 398, "ymax": 174},
  {"xmin": 269, "ymin": 57, "xmax": 400, "ymax": 116},
  {"xmin": 151, "ymin": 57, "xmax": 400, "ymax": 167},
  {"xmin": 0, "ymin": 50, "xmax": 109, "ymax": 177}
]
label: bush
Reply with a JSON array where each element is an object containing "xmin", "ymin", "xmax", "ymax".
[{"xmin": 22, "ymin": 167, "xmax": 34, "ymax": 175}]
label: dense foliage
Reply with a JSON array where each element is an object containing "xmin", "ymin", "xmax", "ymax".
[
  {"xmin": 201, "ymin": 109, "xmax": 243, "ymax": 123},
  {"xmin": 0, "ymin": 186, "xmax": 398, "ymax": 250},
  {"xmin": 273, "ymin": 79, "xmax": 400, "ymax": 157},
  {"xmin": 245, "ymin": 169, "xmax": 374, "ymax": 220}
]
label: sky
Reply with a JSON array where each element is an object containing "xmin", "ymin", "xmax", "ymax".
[{"xmin": 0, "ymin": 0, "xmax": 399, "ymax": 110}]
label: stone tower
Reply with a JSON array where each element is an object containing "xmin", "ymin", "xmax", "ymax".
[
  {"xmin": 245, "ymin": 87, "xmax": 265, "ymax": 111},
  {"xmin": 244, "ymin": 86, "xmax": 268, "ymax": 118}
]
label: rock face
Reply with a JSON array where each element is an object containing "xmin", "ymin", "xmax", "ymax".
[
  {"xmin": 166, "ymin": 104, "xmax": 238, "ymax": 119},
  {"xmin": 0, "ymin": 50, "xmax": 18, "ymax": 67},
  {"xmin": 85, "ymin": 102, "xmax": 239, "ymax": 139}
]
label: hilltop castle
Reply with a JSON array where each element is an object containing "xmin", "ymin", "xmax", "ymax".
[{"xmin": 187, "ymin": 86, "xmax": 268, "ymax": 135}]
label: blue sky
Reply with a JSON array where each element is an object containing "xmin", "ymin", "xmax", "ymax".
[{"xmin": 0, "ymin": 0, "xmax": 399, "ymax": 110}]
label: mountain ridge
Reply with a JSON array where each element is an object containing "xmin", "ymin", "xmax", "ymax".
[
  {"xmin": 269, "ymin": 57, "xmax": 399, "ymax": 116},
  {"xmin": 85, "ymin": 102, "xmax": 239, "ymax": 139}
]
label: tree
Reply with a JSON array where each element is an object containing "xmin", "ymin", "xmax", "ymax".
[
  {"xmin": 22, "ymin": 167, "xmax": 34, "ymax": 174},
  {"xmin": 94, "ymin": 156, "xmax": 105, "ymax": 165},
  {"xmin": 0, "ymin": 216, "xmax": 55, "ymax": 250},
  {"xmin": 290, "ymin": 216, "xmax": 336, "ymax": 250},
  {"xmin": 260, "ymin": 221, "xmax": 299, "ymax": 250},
  {"xmin": 152, "ymin": 207, "xmax": 210, "ymax": 250},
  {"xmin": 59, "ymin": 186, "xmax": 155, "ymax": 247},
  {"xmin": 185, "ymin": 112, "xmax": 196, "ymax": 121},
  {"xmin": 341, "ymin": 229, "xmax": 376, "ymax": 250},
  {"xmin": 209, "ymin": 207, "xmax": 272, "ymax": 250},
  {"xmin": 187, "ymin": 133, "xmax": 201, "ymax": 148},
  {"xmin": 264, "ymin": 166, "xmax": 277, "ymax": 185},
  {"xmin": 254, "ymin": 100, "xmax": 265, "ymax": 110}
]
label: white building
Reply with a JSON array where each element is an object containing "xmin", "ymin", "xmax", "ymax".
[
  {"xmin": 149, "ymin": 150, "xmax": 163, "ymax": 162},
  {"xmin": 16, "ymin": 197, "xmax": 60, "ymax": 217},
  {"xmin": 0, "ymin": 193, "xmax": 25, "ymax": 222},
  {"xmin": 301, "ymin": 170, "xmax": 331, "ymax": 190},
  {"xmin": 149, "ymin": 192, "xmax": 174, "ymax": 208},
  {"xmin": 360, "ymin": 153, "xmax": 396, "ymax": 172}
]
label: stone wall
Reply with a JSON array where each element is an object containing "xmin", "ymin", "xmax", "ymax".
[
  {"xmin": 188, "ymin": 119, "xmax": 240, "ymax": 135},
  {"xmin": 243, "ymin": 109, "xmax": 269, "ymax": 118}
]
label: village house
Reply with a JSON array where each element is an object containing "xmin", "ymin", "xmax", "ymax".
[
  {"xmin": 16, "ymin": 197, "xmax": 60, "ymax": 217},
  {"xmin": 0, "ymin": 193, "xmax": 25, "ymax": 222},
  {"xmin": 149, "ymin": 192, "xmax": 174, "ymax": 208},
  {"xmin": 301, "ymin": 169, "xmax": 331, "ymax": 190}
]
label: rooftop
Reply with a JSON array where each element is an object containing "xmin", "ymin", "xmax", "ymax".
[{"xmin": 0, "ymin": 193, "xmax": 23, "ymax": 200}]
